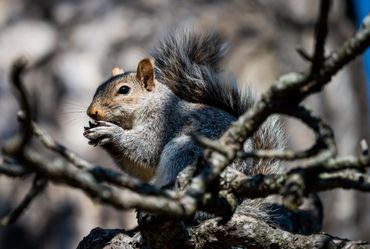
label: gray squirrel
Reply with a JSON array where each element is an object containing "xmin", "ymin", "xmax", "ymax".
[{"xmin": 83, "ymin": 30, "xmax": 286, "ymax": 188}]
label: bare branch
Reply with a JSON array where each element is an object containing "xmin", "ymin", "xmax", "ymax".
[
  {"xmin": 238, "ymin": 105, "xmax": 336, "ymax": 164},
  {"xmin": 0, "ymin": 157, "xmax": 30, "ymax": 177},
  {"xmin": 223, "ymin": 154, "xmax": 370, "ymax": 201},
  {"xmin": 20, "ymin": 118, "xmax": 179, "ymax": 199},
  {"xmin": 2, "ymin": 58, "xmax": 32, "ymax": 155},
  {"xmin": 314, "ymin": 171, "xmax": 370, "ymax": 192},
  {"xmin": 191, "ymin": 215, "xmax": 368, "ymax": 249},
  {"xmin": 310, "ymin": 0, "xmax": 331, "ymax": 74},
  {"xmin": 76, "ymin": 228, "xmax": 140, "ymax": 249},
  {"xmin": 20, "ymin": 148, "xmax": 190, "ymax": 216},
  {"xmin": 0, "ymin": 175, "xmax": 47, "ymax": 226}
]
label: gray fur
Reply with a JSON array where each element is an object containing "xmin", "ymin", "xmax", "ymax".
[
  {"xmin": 150, "ymin": 29, "xmax": 255, "ymax": 117},
  {"xmin": 154, "ymin": 135, "xmax": 202, "ymax": 187},
  {"xmin": 150, "ymin": 30, "xmax": 286, "ymax": 177},
  {"xmin": 85, "ymin": 30, "xmax": 286, "ymax": 187},
  {"xmin": 84, "ymin": 30, "xmax": 288, "ymax": 228},
  {"xmin": 85, "ymin": 80, "xmax": 235, "ymax": 185}
]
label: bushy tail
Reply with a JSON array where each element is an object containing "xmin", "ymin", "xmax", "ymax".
[
  {"xmin": 150, "ymin": 29, "xmax": 255, "ymax": 117},
  {"xmin": 150, "ymin": 29, "xmax": 286, "ymax": 174}
]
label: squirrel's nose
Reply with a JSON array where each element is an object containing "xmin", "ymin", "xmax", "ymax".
[{"xmin": 87, "ymin": 105, "xmax": 104, "ymax": 120}]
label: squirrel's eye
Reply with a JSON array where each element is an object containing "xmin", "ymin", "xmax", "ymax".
[{"xmin": 118, "ymin": 85, "xmax": 131, "ymax": 95}]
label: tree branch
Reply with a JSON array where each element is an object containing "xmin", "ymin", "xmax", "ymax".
[
  {"xmin": 0, "ymin": 175, "xmax": 47, "ymax": 226},
  {"xmin": 191, "ymin": 215, "xmax": 368, "ymax": 249}
]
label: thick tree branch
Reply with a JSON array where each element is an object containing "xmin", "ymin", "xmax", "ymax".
[
  {"xmin": 191, "ymin": 215, "xmax": 368, "ymax": 249},
  {"xmin": 19, "ymin": 148, "xmax": 189, "ymax": 216},
  {"xmin": 30, "ymin": 120, "xmax": 177, "ymax": 198}
]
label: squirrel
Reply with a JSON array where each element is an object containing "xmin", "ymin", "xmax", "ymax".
[{"xmin": 83, "ymin": 30, "xmax": 286, "ymax": 189}]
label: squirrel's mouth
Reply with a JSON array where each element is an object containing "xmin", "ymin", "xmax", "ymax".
[{"xmin": 86, "ymin": 118, "xmax": 132, "ymax": 130}]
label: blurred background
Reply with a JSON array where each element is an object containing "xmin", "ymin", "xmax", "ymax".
[{"xmin": 0, "ymin": 0, "xmax": 369, "ymax": 248}]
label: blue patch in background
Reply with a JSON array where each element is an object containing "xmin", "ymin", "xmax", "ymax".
[{"xmin": 352, "ymin": 0, "xmax": 370, "ymax": 108}]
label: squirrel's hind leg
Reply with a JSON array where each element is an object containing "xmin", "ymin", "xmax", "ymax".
[{"xmin": 153, "ymin": 135, "xmax": 202, "ymax": 188}]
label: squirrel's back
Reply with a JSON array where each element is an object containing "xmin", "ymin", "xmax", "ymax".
[{"xmin": 150, "ymin": 29, "xmax": 286, "ymax": 175}]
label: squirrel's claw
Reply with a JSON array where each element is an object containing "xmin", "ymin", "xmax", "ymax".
[
  {"xmin": 97, "ymin": 138, "xmax": 111, "ymax": 146},
  {"xmin": 88, "ymin": 140, "xmax": 99, "ymax": 147},
  {"xmin": 88, "ymin": 121, "xmax": 99, "ymax": 128},
  {"xmin": 84, "ymin": 124, "xmax": 123, "ymax": 147}
]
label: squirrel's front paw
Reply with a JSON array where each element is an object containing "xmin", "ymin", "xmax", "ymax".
[{"xmin": 83, "ymin": 121, "xmax": 124, "ymax": 146}]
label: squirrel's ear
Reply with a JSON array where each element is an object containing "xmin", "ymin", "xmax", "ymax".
[
  {"xmin": 136, "ymin": 58, "xmax": 155, "ymax": 91},
  {"xmin": 112, "ymin": 67, "xmax": 124, "ymax": 76}
]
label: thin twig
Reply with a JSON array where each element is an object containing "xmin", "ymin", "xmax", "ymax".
[
  {"xmin": 310, "ymin": 0, "xmax": 331, "ymax": 75},
  {"xmin": 0, "ymin": 157, "xmax": 30, "ymax": 177},
  {"xmin": 2, "ymin": 58, "xmax": 32, "ymax": 155},
  {"xmin": 0, "ymin": 175, "xmax": 47, "ymax": 226},
  {"xmin": 296, "ymin": 47, "xmax": 314, "ymax": 62}
]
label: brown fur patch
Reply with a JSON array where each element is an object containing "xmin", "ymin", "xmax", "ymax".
[
  {"xmin": 86, "ymin": 104, "xmax": 106, "ymax": 120},
  {"xmin": 136, "ymin": 58, "xmax": 155, "ymax": 91},
  {"xmin": 112, "ymin": 67, "xmax": 124, "ymax": 76}
]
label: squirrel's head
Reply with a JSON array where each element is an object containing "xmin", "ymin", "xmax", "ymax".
[{"xmin": 86, "ymin": 58, "xmax": 156, "ymax": 129}]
